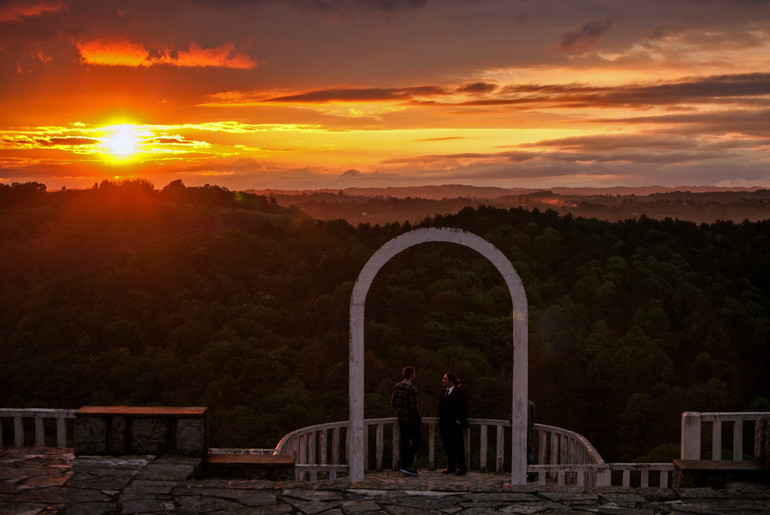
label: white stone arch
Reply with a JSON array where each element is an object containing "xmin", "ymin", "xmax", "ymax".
[{"xmin": 349, "ymin": 227, "xmax": 529, "ymax": 485}]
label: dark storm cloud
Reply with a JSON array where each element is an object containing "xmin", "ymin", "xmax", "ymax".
[
  {"xmin": 455, "ymin": 82, "xmax": 498, "ymax": 94},
  {"xmin": 250, "ymin": 72, "xmax": 769, "ymax": 110},
  {"xmin": 445, "ymin": 73, "xmax": 770, "ymax": 110},
  {"xmin": 596, "ymin": 108, "xmax": 770, "ymax": 137},
  {"xmin": 150, "ymin": 136, "xmax": 194, "ymax": 145},
  {"xmin": 266, "ymin": 86, "xmax": 448, "ymax": 103},
  {"xmin": 35, "ymin": 137, "xmax": 100, "ymax": 146},
  {"xmin": 559, "ymin": 19, "xmax": 614, "ymax": 52},
  {"xmin": 291, "ymin": 0, "xmax": 427, "ymax": 11},
  {"xmin": 523, "ymin": 134, "xmax": 700, "ymax": 152}
]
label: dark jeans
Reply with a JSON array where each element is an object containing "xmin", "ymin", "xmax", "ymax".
[
  {"xmin": 439, "ymin": 422, "xmax": 466, "ymax": 471},
  {"xmin": 398, "ymin": 421, "xmax": 421, "ymax": 469}
]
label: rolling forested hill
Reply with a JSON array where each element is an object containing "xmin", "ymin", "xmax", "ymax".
[{"xmin": 1, "ymin": 180, "xmax": 769, "ymax": 462}]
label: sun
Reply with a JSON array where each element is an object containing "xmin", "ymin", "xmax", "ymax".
[{"xmin": 100, "ymin": 124, "xmax": 142, "ymax": 162}]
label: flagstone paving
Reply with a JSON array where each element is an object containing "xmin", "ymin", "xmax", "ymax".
[{"xmin": 1, "ymin": 448, "xmax": 769, "ymax": 513}]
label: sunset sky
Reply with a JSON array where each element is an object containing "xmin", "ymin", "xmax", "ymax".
[{"xmin": 1, "ymin": 0, "xmax": 769, "ymax": 191}]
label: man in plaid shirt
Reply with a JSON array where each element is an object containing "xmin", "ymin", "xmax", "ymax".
[{"xmin": 391, "ymin": 366, "xmax": 422, "ymax": 475}]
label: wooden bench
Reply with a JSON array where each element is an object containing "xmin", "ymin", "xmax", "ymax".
[
  {"xmin": 203, "ymin": 453, "xmax": 295, "ymax": 480},
  {"xmin": 673, "ymin": 459, "xmax": 769, "ymax": 488},
  {"xmin": 74, "ymin": 406, "xmax": 207, "ymax": 457}
]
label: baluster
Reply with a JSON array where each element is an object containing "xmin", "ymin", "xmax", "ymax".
[
  {"xmin": 561, "ymin": 435, "xmax": 568, "ymax": 464},
  {"xmin": 428, "ymin": 421, "xmax": 435, "ymax": 469},
  {"xmin": 681, "ymin": 412, "xmax": 702, "ymax": 460},
  {"xmin": 495, "ymin": 424, "xmax": 505, "ymax": 473},
  {"xmin": 14, "ymin": 416, "xmax": 23, "ymax": 447},
  {"xmin": 712, "ymin": 419, "xmax": 722, "ymax": 461},
  {"xmin": 538, "ymin": 430, "xmax": 546, "ymax": 465},
  {"xmin": 35, "ymin": 416, "xmax": 44, "ymax": 447},
  {"xmin": 640, "ymin": 468, "xmax": 649, "ymax": 488},
  {"xmin": 319, "ymin": 429, "xmax": 328, "ymax": 466},
  {"xmin": 56, "ymin": 417, "xmax": 67, "ymax": 448},
  {"xmin": 660, "ymin": 467, "xmax": 669, "ymax": 488},
  {"xmin": 479, "ymin": 423, "xmax": 488, "ymax": 472},
  {"xmin": 299, "ymin": 434, "xmax": 308, "ymax": 463},
  {"xmin": 549, "ymin": 432, "xmax": 558, "ymax": 481},
  {"xmin": 345, "ymin": 425, "xmax": 350, "ymax": 465},
  {"xmin": 464, "ymin": 427, "xmax": 470, "ymax": 471},
  {"xmin": 332, "ymin": 426, "xmax": 340, "ymax": 464},
  {"xmin": 392, "ymin": 423, "xmax": 399, "ymax": 470},
  {"xmin": 595, "ymin": 466, "xmax": 611, "ymax": 487},
  {"xmin": 733, "ymin": 419, "xmax": 743, "ymax": 461},
  {"xmin": 576, "ymin": 466, "xmax": 585, "ymax": 487},
  {"xmin": 622, "ymin": 469, "xmax": 630, "ymax": 487},
  {"xmin": 364, "ymin": 424, "xmax": 369, "ymax": 471},
  {"xmin": 376, "ymin": 423, "xmax": 384, "ymax": 471},
  {"xmin": 308, "ymin": 432, "xmax": 317, "ymax": 481}
]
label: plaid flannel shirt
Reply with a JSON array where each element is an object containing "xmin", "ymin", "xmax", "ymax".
[{"xmin": 392, "ymin": 381, "xmax": 421, "ymax": 424}]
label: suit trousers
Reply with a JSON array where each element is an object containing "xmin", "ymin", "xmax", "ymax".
[
  {"xmin": 439, "ymin": 422, "xmax": 466, "ymax": 471},
  {"xmin": 397, "ymin": 421, "xmax": 421, "ymax": 469}
]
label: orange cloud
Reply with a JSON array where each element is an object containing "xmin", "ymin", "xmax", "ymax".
[
  {"xmin": 77, "ymin": 38, "xmax": 149, "ymax": 67},
  {"xmin": 77, "ymin": 38, "xmax": 256, "ymax": 69},
  {"xmin": 0, "ymin": 0, "xmax": 65, "ymax": 22},
  {"xmin": 174, "ymin": 43, "xmax": 256, "ymax": 70}
]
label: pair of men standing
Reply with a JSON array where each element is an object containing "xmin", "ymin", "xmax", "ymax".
[{"xmin": 391, "ymin": 367, "xmax": 468, "ymax": 476}]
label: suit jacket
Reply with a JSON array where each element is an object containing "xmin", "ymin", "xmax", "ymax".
[{"xmin": 438, "ymin": 386, "xmax": 468, "ymax": 428}]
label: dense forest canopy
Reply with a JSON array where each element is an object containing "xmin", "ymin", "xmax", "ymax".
[{"xmin": 1, "ymin": 179, "xmax": 769, "ymax": 462}]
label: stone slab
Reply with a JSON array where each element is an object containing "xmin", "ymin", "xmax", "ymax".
[{"xmin": 76, "ymin": 406, "xmax": 207, "ymax": 417}]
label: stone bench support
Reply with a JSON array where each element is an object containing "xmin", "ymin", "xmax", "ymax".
[
  {"xmin": 673, "ymin": 459, "xmax": 769, "ymax": 488},
  {"xmin": 203, "ymin": 454, "xmax": 295, "ymax": 480},
  {"xmin": 74, "ymin": 406, "xmax": 207, "ymax": 458}
]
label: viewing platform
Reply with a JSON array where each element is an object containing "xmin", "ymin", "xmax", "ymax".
[
  {"xmin": 2, "ymin": 447, "xmax": 770, "ymax": 514},
  {"xmin": 2, "ymin": 407, "xmax": 769, "ymax": 512}
]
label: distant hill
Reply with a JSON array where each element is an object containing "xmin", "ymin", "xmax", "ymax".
[
  {"xmin": 246, "ymin": 185, "xmax": 770, "ymax": 225},
  {"xmin": 249, "ymin": 184, "xmax": 759, "ymax": 200}
]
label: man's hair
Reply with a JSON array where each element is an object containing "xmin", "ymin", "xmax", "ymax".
[{"xmin": 402, "ymin": 366, "xmax": 415, "ymax": 379}]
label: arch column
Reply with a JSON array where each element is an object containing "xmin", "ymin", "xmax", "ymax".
[{"xmin": 349, "ymin": 227, "xmax": 529, "ymax": 485}]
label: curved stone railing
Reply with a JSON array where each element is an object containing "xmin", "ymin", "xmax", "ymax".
[
  {"xmin": 273, "ymin": 417, "xmax": 606, "ymax": 481},
  {"xmin": 0, "ymin": 408, "xmax": 77, "ymax": 448},
  {"xmin": 0, "ymin": 409, "xmax": 679, "ymax": 487}
]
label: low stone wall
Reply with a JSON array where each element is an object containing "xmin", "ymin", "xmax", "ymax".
[
  {"xmin": 756, "ymin": 416, "xmax": 770, "ymax": 469},
  {"xmin": 74, "ymin": 406, "xmax": 207, "ymax": 458}
]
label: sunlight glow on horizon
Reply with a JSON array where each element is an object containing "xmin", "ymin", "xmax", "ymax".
[
  {"xmin": 1, "ymin": 1, "xmax": 768, "ymax": 190},
  {"xmin": 101, "ymin": 124, "xmax": 140, "ymax": 160}
]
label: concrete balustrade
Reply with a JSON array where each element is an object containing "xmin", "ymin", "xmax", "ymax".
[
  {"xmin": 676, "ymin": 411, "xmax": 770, "ymax": 487},
  {"xmin": 9, "ymin": 408, "xmax": 770, "ymax": 489},
  {"xmin": 680, "ymin": 411, "xmax": 770, "ymax": 461},
  {"xmin": 273, "ymin": 417, "xmax": 615, "ymax": 484},
  {"xmin": 0, "ymin": 408, "xmax": 77, "ymax": 448}
]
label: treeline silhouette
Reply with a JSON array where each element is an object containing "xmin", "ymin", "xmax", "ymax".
[{"xmin": 1, "ymin": 180, "xmax": 768, "ymax": 462}]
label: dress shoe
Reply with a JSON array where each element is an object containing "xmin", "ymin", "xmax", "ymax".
[
  {"xmin": 441, "ymin": 468, "xmax": 455, "ymax": 474},
  {"xmin": 455, "ymin": 469, "xmax": 466, "ymax": 476}
]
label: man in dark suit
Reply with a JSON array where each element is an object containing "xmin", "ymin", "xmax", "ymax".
[{"xmin": 437, "ymin": 372, "xmax": 468, "ymax": 476}]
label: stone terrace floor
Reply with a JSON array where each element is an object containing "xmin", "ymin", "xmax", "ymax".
[{"xmin": 2, "ymin": 448, "xmax": 770, "ymax": 514}]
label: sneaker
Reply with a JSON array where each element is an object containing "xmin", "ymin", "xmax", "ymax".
[{"xmin": 400, "ymin": 467, "xmax": 418, "ymax": 476}]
